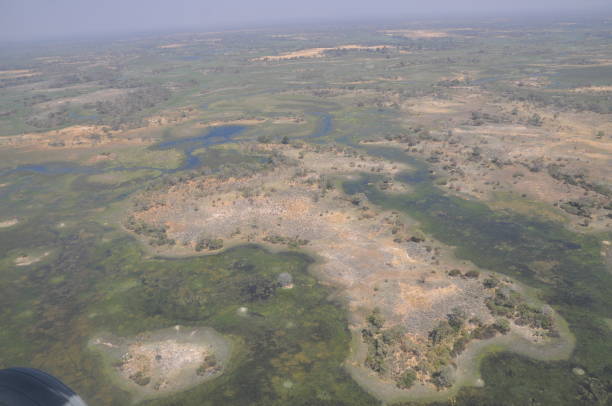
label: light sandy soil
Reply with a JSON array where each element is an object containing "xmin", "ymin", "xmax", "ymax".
[
  {"xmin": 0, "ymin": 218, "xmax": 19, "ymax": 228},
  {"xmin": 252, "ymin": 45, "xmax": 393, "ymax": 61},
  {"xmin": 90, "ymin": 326, "xmax": 230, "ymax": 401},
  {"xmin": 15, "ymin": 251, "xmax": 50, "ymax": 266},
  {"xmin": 0, "ymin": 69, "xmax": 40, "ymax": 78},
  {"xmin": 158, "ymin": 43, "xmax": 188, "ymax": 49},
  {"xmin": 568, "ymin": 86, "xmax": 612, "ymax": 92},
  {"xmin": 392, "ymin": 88, "xmax": 612, "ymax": 231},
  {"xmin": 379, "ymin": 29, "xmax": 449, "ymax": 38}
]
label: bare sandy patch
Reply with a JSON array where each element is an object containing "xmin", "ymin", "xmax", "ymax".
[
  {"xmin": 380, "ymin": 29, "xmax": 449, "ymax": 38},
  {"xmin": 15, "ymin": 251, "xmax": 50, "ymax": 266},
  {"xmin": 404, "ymin": 99, "xmax": 465, "ymax": 114},
  {"xmin": 90, "ymin": 326, "xmax": 230, "ymax": 402},
  {"xmin": 0, "ymin": 218, "xmax": 19, "ymax": 228},
  {"xmin": 568, "ymin": 86, "xmax": 612, "ymax": 93},
  {"xmin": 0, "ymin": 69, "xmax": 40, "ymax": 78},
  {"xmin": 252, "ymin": 45, "xmax": 393, "ymax": 61},
  {"xmin": 158, "ymin": 43, "xmax": 188, "ymax": 49}
]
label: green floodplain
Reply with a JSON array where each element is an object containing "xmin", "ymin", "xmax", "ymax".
[
  {"xmin": 0, "ymin": 131, "xmax": 610, "ymax": 405},
  {"xmin": 0, "ymin": 17, "xmax": 611, "ymax": 406}
]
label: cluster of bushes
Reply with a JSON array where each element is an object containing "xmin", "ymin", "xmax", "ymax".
[
  {"xmin": 91, "ymin": 85, "xmax": 171, "ymax": 129},
  {"xmin": 362, "ymin": 303, "xmax": 515, "ymax": 390},
  {"xmin": 504, "ymin": 88, "xmax": 612, "ymax": 114},
  {"xmin": 396, "ymin": 369, "xmax": 417, "ymax": 389},
  {"xmin": 362, "ymin": 309, "xmax": 398, "ymax": 376},
  {"xmin": 448, "ymin": 269, "xmax": 480, "ymax": 278},
  {"xmin": 240, "ymin": 276, "xmax": 277, "ymax": 301},
  {"xmin": 527, "ymin": 113, "xmax": 543, "ymax": 126},
  {"xmin": 469, "ymin": 111, "xmax": 507, "ymax": 126},
  {"xmin": 263, "ymin": 234, "xmax": 309, "ymax": 248},
  {"xmin": 384, "ymin": 126, "xmax": 433, "ymax": 145},
  {"xmin": 129, "ymin": 371, "xmax": 151, "ymax": 386},
  {"xmin": 471, "ymin": 318, "xmax": 510, "ymax": 339},
  {"xmin": 125, "ymin": 216, "xmax": 175, "ymax": 246},
  {"xmin": 431, "ymin": 367, "xmax": 455, "ymax": 389},
  {"xmin": 195, "ymin": 237, "xmax": 224, "ymax": 251},
  {"xmin": 420, "ymin": 306, "xmax": 516, "ymax": 389},
  {"xmin": 48, "ymin": 67, "xmax": 119, "ymax": 88},
  {"xmin": 485, "ymin": 286, "xmax": 555, "ymax": 332},
  {"xmin": 196, "ymin": 354, "xmax": 221, "ymax": 376},
  {"xmin": 26, "ymin": 104, "xmax": 71, "ymax": 129},
  {"xmin": 560, "ymin": 200, "xmax": 594, "ymax": 218},
  {"xmin": 547, "ymin": 164, "xmax": 610, "ymax": 197}
]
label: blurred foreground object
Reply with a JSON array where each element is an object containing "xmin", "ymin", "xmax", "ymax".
[{"xmin": 0, "ymin": 368, "xmax": 87, "ymax": 406}]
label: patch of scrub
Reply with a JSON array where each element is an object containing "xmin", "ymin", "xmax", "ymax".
[
  {"xmin": 345, "ymin": 295, "xmax": 574, "ymax": 403},
  {"xmin": 89, "ymin": 326, "xmax": 231, "ymax": 402},
  {"xmin": 0, "ymin": 218, "xmax": 19, "ymax": 228}
]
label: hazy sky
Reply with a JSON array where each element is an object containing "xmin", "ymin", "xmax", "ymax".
[{"xmin": 1, "ymin": 0, "xmax": 611, "ymax": 41}]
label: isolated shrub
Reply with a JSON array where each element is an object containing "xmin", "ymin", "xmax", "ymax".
[
  {"xmin": 448, "ymin": 269, "xmax": 462, "ymax": 277},
  {"xmin": 432, "ymin": 367, "xmax": 455, "ymax": 388},
  {"xmin": 397, "ymin": 369, "xmax": 417, "ymax": 389},
  {"xmin": 471, "ymin": 324, "xmax": 497, "ymax": 340},
  {"xmin": 465, "ymin": 270, "xmax": 480, "ymax": 279},
  {"xmin": 483, "ymin": 277, "xmax": 499, "ymax": 289},
  {"xmin": 429, "ymin": 321, "xmax": 455, "ymax": 345},
  {"xmin": 493, "ymin": 318, "xmax": 511, "ymax": 334},
  {"xmin": 452, "ymin": 336, "xmax": 470, "ymax": 356},
  {"xmin": 367, "ymin": 308, "xmax": 385, "ymax": 330},
  {"xmin": 447, "ymin": 307, "xmax": 467, "ymax": 331}
]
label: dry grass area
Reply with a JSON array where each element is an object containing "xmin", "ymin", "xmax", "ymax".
[
  {"xmin": 391, "ymin": 88, "xmax": 612, "ymax": 231},
  {"xmin": 126, "ymin": 143, "xmax": 554, "ymax": 389},
  {"xmin": 252, "ymin": 44, "xmax": 393, "ymax": 61},
  {"xmin": 0, "ymin": 108, "xmax": 196, "ymax": 150}
]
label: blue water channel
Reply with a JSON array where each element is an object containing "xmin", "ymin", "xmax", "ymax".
[{"xmin": 0, "ymin": 113, "xmax": 334, "ymax": 177}]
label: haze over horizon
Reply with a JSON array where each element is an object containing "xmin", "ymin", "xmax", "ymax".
[{"xmin": 1, "ymin": 0, "xmax": 612, "ymax": 42}]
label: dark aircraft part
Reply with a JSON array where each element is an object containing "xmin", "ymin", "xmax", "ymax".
[{"xmin": 0, "ymin": 368, "xmax": 87, "ymax": 406}]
